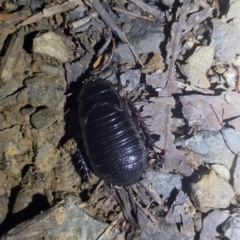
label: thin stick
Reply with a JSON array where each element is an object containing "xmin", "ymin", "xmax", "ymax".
[
  {"xmin": 122, "ymin": 32, "xmax": 144, "ymax": 68},
  {"xmin": 112, "ymin": 7, "xmax": 155, "ymax": 22}
]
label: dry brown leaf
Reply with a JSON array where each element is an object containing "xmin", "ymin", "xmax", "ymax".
[{"xmin": 142, "ymin": 53, "xmax": 165, "ymax": 74}]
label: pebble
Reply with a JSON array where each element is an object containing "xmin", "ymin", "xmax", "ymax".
[
  {"xmin": 33, "ymin": 32, "xmax": 69, "ymax": 63},
  {"xmin": 180, "ymin": 128, "xmax": 240, "ymax": 170},
  {"xmin": 199, "ymin": 210, "xmax": 229, "ymax": 240},
  {"xmin": 227, "ymin": 0, "xmax": 240, "ymax": 19},
  {"xmin": 187, "ymin": 46, "xmax": 214, "ymax": 73},
  {"xmin": 180, "ymin": 46, "xmax": 214, "ymax": 89},
  {"xmin": 211, "ymin": 164, "xmax": 231, "ymax": 181},
  {"xmin": 126, "ymin": 18, "xmax": 164, "ymax": 54},
  {"xmin": 210, "ymin": 19, "xmax": 240, "ymax": 63},
  {"xmin": 221, "ymin": 208, "xmax": 240, "ymax": 240},
  {"xmin": 149, "ymin": 171, "xmax": 183, "ymax": 199},
  {"xmin": 30, "ymin": 108, "xmax": 56, "ymax": 129},
  {"xmin": 190, "ymin": 169, "xmax": 235, "ymax": 212}
]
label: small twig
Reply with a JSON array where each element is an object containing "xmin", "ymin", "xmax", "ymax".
[
  {"xmin": 97, "ymin": 33, "xmax": 113, "ymax": 57},
  {"xmin": 221, "ymin": 210, "xmax": 240, "ymax": 223},
  {"xmin": 210, "ymin": 104, "xmax": 240, "ymax": 156},
  {"xmin": 17, "ymin": 0, "xmax": 82, "ymax": 27},
  {"xmin": 97, "ymin": 212, "xmax": 123, "ymax": 240},
  {"xmin": 92, "ymin": 0, "xmax": 125, "ymax": 42},
  {"xmin": 69, "ymin": 12, "xmax": 98, "ymax": 29},
  {"xmin": 129, "ymin": 0, "xmax": 164, "ymax": 22},
  {"xmin": 112, "ymin": 6, "xmax": 155, "ymax": 22}
]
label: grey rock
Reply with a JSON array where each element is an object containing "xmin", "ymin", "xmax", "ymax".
[
  {"xmin": 149, "ymin": 171, "xmax": 183, "ymax": 199},
  {"xmin": 30, "ymin": 108, "xmax": 56, "ymax": 129},
  {"xmin": 33, "ymin": 32, "xmax": 69, "ymax": 63},
  {"xmin": 137, "ymin": 218, "xmax": 194, "ymax": 240},
  {"xmin": 190, "ymin": 170, "xmax": 235, "ymax": 212},
  {"xmin": 180, "ymin": 63, "xmax": 211, "ymax": 89},
  {"xmin": 2, "ymin": 194, "xmax": 116, "ymax": 240},
  {"xmin": 179, "ymin": 45, "xmax": 214, "ymax": 88},
  {"xmin": 187, "ymin": 46, "xmax": 214, "ymax": 73},
  {"xmin": 179, "ymin": 128, "xmax": 240, "ymax": 170},
  {"xmin": 120, "ymin": 69, "xmax": 141, "ymax": 92},
  {"xmin": 210, "ymin": 19, "xmax": 240, "ymax": 63},
  {"xmin": 199, "ymin": 210, "xmax": 229, "ymax": 240},
  {"xmin": 113, "ymin": 43, "xmax": 136, "ymax": 66},
  {"xmin": 221, "ymin": 208, "xmax": 240, "ymax": 240},
  {"xmin": 194, "ymin": 212, "xmax": 202, "ymax": 232},
  {"xmin": 227, "ymin": 0, "xmax": 240, "ymax": 19},
  {"xmin": 211, "ymin": 164, "xmax": 230, "ymax": 181},
  {"xmin": 126, "ymin": 18, "xmax": 164, "ymax": 54},
  {"xmin": 12, "ymin": 190, "xmax": 33, "ymax": 214}
]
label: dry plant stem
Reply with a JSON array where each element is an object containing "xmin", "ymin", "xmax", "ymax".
[
  {"xmin": 17, "ymin": 0, "xmax": 82, "ymax": 27},
  {"xmin": 163, "ymin": 0, "xmax": 191, "ymax": 96},
  {"xmin": 129, "ymin": 0, "xmax": 164, "ymax": 21},
  {"xmin": 69, "ymin": 12, "xmax": 98, "ymax": 29},
  {"xmin": 215, "ymin": 0, "xmax": 220, "ymax": 17},
  {"xmin": 221, "ymin": 210, "xmax": 240, "ymax": 223},
  {"xmin": 91, "ymin": 0, "xmax": 143, "ymax": 67},
  {"xmin": 92, "ymin": 0, "xmax": 125, "ymax": 42},
  {"xmin": 210, "ymin": 104, "xmax": 240, "ymax": 156},
  {"xmin": 112, "ymin": 6, "xmax": 155, "ymax": 22},
  {"xmin": 97, "ymin": 33, "xmax": 112, "ymax": 57},
  {"xmin": 97, "ymin": 212, "xmax": 123, "ymax": 240}
]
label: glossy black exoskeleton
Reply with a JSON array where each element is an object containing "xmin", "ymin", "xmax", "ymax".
[{"xmin": 78, "ymin": 78, "xmax": 147, "ymax": 186}]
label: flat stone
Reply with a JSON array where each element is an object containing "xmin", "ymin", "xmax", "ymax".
[
  {"xmin": 33, "ymin": 32, "xmax": 69, "ymax": 63},
  {"xmin": 30, "ymin": 108, "xmax": 56, "ymax": 129},
  {"xmin": 180, "ymin": 129, "xmax": 239, "ymax": 170},
  {"xmin": 211, "ymin": 164, "xmax": 230, "ymax": 181},
  {"xmin": 210, "ymin": 19, "xmax": 240, "ymax": 63},
  {"xmin": 149, "ymin": 171, "xmax": 183, "ymax": 199},
  {"xmin": 221, "ymin": 208, "xmax": 240, "ymax": 240},
  {"xmin": 187, "ymin": 46, "xmax": 214, "ymax": 73},
  {"xmin": 190, "ymin": 170, "xmax": 235, "ymax": 212},
  {"xmin": 227, "ymin": 0, "xmax": 240, "ymax": 19},
  {"xmin": 181, "ymin": 63, "xmax": 211, "ymax": 89},
  {"xmin": 126, "ymin": 18, "xmax": 164, "ymax": 54}
]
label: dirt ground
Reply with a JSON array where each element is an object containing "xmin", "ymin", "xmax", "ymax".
[{"xmin": 0, "ymin": 0, "xmax": 240, "ymax": 239}]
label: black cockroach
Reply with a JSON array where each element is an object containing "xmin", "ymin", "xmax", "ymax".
[{"xmin": 77, "ymin": 77, "xmax": 161, "ymax": 187}]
